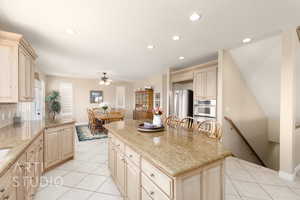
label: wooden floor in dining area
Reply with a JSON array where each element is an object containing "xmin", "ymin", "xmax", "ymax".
[{"xmin": 34, "ymin": 139, "xmax": 300, "ymax": 200}]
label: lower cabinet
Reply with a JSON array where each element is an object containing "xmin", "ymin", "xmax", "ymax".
[
  {"xmin": 44, "ymin": 124, "xmax": 74, "ymax": 170},
  {"xmin": 108, "ymin": 134, "xmax": 142, "ymax": 200},
  {"xmin": 108, "ymin": 133, "xmax": 226, "ymax": 200},
  {"xmin": 126, "ymin": 161, "xmax": 140, "ymax": 200},
  {"xmin": 0, "ymin": 133, "xmax": 44, "ymax": 200},
  {"xmin": 115, "ymin": 150, "xmax": 126, "ymax": 195}
]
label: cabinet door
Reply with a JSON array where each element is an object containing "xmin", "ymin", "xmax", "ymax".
[
  {"xmin": 60, "ymin": 127, "xmax": 74, "ymax": 160},
  {"xmin": 126, "ymin": 161, "xmax": 140, "ymax": 200},
  {"xmin": 194, "ymin": 71, "xmax": 206, "ymax": 100},
  {"xmin": 108, "ymin": 138, "xmax": 116, "ymax": 177},
  {"xmin": 44, "ymin": 130, "xmax": 61, "ymax": 169},
  {"xmin": 14, "ymin": 154, "xmax": 27, "ymax": 200},
  {"xmin": 116, "ymin": 151, "xmax": 126, "ymax": 195},
  {"xmin": 206, "ymin": 67, "xmax": 217, "ymax": 99},
  {"xmin": 0, "ymin": 44, "xmax": 18, "ymax": 103},
  {"xmin": 28, "ymin": 59, "xmax": 35, "ymax": 100},
  {"xmin": 18, "ymin": 48, "xmax": 27, "ymax": 101}
]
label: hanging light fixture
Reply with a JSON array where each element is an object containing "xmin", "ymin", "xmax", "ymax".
[{"xmin": 99, "ymin": 72, "xmax": 112, "ymax": 86}]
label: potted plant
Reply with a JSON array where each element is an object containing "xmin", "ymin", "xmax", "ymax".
[
  {"xmin": 46, "ymin": 91, "xmax": 61, "ymax": 121},
  {"xmin": 100, "ymin": 102, "xmax": 109, "ymax": 114},
  {"xmin": 152, "ymin": 107, "xmax": 163, "ymax": 127}
]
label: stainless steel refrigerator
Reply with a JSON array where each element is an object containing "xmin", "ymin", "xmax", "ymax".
[{"xmin": 173, "ymin": 89, "xmax": 193, "ymax": 119}]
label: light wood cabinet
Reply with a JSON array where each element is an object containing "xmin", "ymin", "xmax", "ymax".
[
  {"xmin": 108, "ymin": 132, "xmax": 225, "ymax": 200},
  {"xmin": 44, "ymin": 129, "xmax": 61, "ymax": 168},
  {"xmin": 15, "ymin": 154, "xmax": 26, "ymax": 200},
  {"xmin": 44, "ymin": 124, "xmax": 75, "ymax": 171},
  {"xmin": 0, "ymin": 30, "xmax": 37, "ymax": 103},
  {"xmin": 115, "ymin": 150, "xmax": 126, "ymax": 195},
  {"xmin": 108, "ymin": 137, "xmax": 116, "ymax": 178},
  {"xmin": 18, "ymin": 47, "xmax": 35, "ymax": 102},
  {"xmin": 60, "ymin": 127, "xmax": 74, "ymax": 160},
  {"xmin": 194, "ymin": 66, "xmax": 217, "ymax": 100},
  {"xmin": 0, "ymin": 134, "xmax": 44, "ymax": 200},
  {"xmin": 126, "ymin": 161, "xmax": 140, "ymax": 200}
]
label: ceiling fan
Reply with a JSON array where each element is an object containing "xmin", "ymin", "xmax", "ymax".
[{"xmin": 99, "ymin": 72, "xmax": 112, "ymax": 86}]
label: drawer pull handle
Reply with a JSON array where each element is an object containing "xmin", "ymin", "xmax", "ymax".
[
  {"xmin": 19, "ymin": 164, "xmax": 25, "ymax": 169},
  {"xmin": 129, "ymin": 155, "xmax": 133, "ymax": 158},
  {"xmin": 117, "ymin": 144, "xmax": 120, "ymax": 147},
  {"xmin": 150, "ymin": 191, "xmax": 155, "ymax": 196},
  {"xmin": 0, "ymin": 188, "xmax": 5, "ymax": 193},
  {"xmin": 150, "ymin": 173, "xmax": 155, "ymax": 178},
  {"xmin": 3, "ymin": 195, "xmax": 9, "ymax": 200}
]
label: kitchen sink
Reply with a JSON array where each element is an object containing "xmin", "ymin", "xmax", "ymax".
[{"xmin": 0, "ymin": 148, "xmax": 11, "ymax": 161}]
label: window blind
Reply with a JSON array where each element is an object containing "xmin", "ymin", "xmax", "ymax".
[{"xmin": 59, "ymin": 82, "xmax": 73, "ymax": 116}]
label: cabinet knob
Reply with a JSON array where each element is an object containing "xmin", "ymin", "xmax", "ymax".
[
  {"xmin": 0, "ymin": 188, "xmax": 5, "ymax": 193},
  {"xmin": 150, "ymin": 173, "xmax": 155, "ymax": 178},
  {"xmin": 150, "ymin": 191, "xmax": 155, "ymax": 196},
  {"xmin": 19, "ymin": 164, "xmax": 25, "ymax": 169},
  {"xmin": 129, "ymin": 155, "xmax": 133, "ymax": 158},
  {"xmin": 3, "ymin": 195, "xmax": 9, "ymax": 200}
]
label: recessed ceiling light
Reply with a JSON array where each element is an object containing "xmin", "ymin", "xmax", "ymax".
[
  {"xmin": 147, "ymin": 45, "xmax": 154, "ymax": 49},
  {"xmin": 179, "ymin": 56, "xmax": 185, "ymax": 60},
  {"xmin": 66, "ymin": 28, "xmax": 76, "ymax": 35},
  {"xmin": 242, "ymin": 38, "xmax": 252, "ymax": 44},
  {"xmin": 190, "ymin": 12, "xmax": 201, "ymax": 21},
  {"xmin": 172, "ymin": 35, "xmax": 180, "ymax": 41}
]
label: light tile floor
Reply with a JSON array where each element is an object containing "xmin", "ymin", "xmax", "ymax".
[{"xmin": 35, "ymin": 139, "xmax": 300, "ymax": 200}]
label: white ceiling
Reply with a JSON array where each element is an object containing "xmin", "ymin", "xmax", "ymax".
[{"xmin": 0, "ymin": 0, "xmax": 300, "ymax": 80}]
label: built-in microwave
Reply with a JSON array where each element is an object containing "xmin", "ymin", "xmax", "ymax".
[{"xmin": 194, "ymin": 100, "xmax": 216, "ymax": 118}]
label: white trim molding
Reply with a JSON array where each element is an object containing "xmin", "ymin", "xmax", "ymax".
[{"xmin": 279, "ymin": 170, "xmax": 295, "ymax": 181}]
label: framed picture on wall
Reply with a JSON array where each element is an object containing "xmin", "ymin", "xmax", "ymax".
[{"xmin": 90, "ymin": 90, "xmax": 103, "ymax": 104}]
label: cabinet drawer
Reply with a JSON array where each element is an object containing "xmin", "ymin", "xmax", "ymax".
[
  {"xmin": 125, "ymin": 146, "xmax": 140, "ymax": 167},
  {"xmin": 141, "ymin": 188, "xmax": 152, "ymax": 200},
  {"xmin": 0, "ymin": 171, "xmax": 11, "ymax": 198},
  {"xmin": 114, "ymin": 137, "xmax": 125, "ymax": 152},
  {"xmin": 142, "ymin": 159, "xmax": 172, "ymax": 197},
  {"xmin": 141, "ymin": 174, "xmax": 169, "ymax": 200}
]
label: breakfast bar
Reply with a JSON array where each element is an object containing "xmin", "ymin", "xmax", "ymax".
[{"xmin": 105, "ymin": 120, "xmax": 232, "ymax": 200}]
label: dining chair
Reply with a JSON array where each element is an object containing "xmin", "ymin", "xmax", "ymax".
[
  {"xmin": 196, "ymin": 120, "xmax": 222, "ymax": 141},
  {"xmin": 165, "ymin": 115, "xmax": 180, "ymax": 128},
  {"xmin": 89, "ymin": 111, "xmax": 105, "ymax": 135},
  {"xmin": 179, "ymin": 117, "xmax": 196, "ymax": 130}
]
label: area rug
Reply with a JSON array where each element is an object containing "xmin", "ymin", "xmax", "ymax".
[{"xmin": 76, "ymin": 125, "xmax": 108, "ymax": 141}]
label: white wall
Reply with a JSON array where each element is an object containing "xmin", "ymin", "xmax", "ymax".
[
  {"xmin": 230, "ymin": 35, "xmax": 281, "ymax": 143},
  {"xmin": 220, "ymin": 50, "xmax": 279, "ymax": 169}
]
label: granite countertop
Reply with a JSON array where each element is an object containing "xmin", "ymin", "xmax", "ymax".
[
  {"xmin": 0, "ymin": 118, "xmax": 75, "ymax": 177},
  {"xmin": 104, "ymin": 120, "xmax": 232, "ymax": 177}
]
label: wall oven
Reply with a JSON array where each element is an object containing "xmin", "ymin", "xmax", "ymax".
[{"xmin": 193, "ymin": 100, "xmax": 217, "ymax": 120}]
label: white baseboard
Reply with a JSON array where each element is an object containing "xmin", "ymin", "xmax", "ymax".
[
  {"xmin": 279, "ymin": 170, "xmax": 295, "ymax": 181},
  {"xmin": 75, "ymin": 122, "xmax": 88, "ymax": 126}
]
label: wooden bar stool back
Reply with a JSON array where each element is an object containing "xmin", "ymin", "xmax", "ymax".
[{"xmin": 196, "ymin": 120, "xmax": 222, "ymax": 141}]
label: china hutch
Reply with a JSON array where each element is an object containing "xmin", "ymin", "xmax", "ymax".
[{"xmin": 133, "ymin": 89, "xmax": 153, "ymax": 121}]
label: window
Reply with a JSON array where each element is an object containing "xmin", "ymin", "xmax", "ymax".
[
  {"xmin": 116, "ymin": 86, "xmax": 125, "ymax": 108},
  {"xmin": 59, "ymin": 82, "xmax": 73, "ymax": 116}
]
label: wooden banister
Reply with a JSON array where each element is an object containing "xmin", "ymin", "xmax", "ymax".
[{"xmin": 224, "ymin": 116, "xmax": 266, "ymax": 167}]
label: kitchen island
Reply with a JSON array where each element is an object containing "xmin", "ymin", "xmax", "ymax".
[{"xmin": 105, "ymin": 120, "xmax": 232, "ymax": 200}]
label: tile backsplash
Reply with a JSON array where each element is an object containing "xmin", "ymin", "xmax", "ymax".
[
  {"xmin": 0, "ymin": 104, "xmax": 17, "ymax": 128},
  {"xmin": 0, "ymin": 102, "xmax": 34, "ymax": 128}
]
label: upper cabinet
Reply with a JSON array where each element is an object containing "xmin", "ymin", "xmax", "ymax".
[
  {"xmin": 194, "ymin": 66, "xmax": 217, "ymax": 100},
  {"xmin": 0, "ymin": 30, "xmax": 37, "ymax": 103}
]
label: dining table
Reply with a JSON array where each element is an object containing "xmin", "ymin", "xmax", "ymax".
[{"xmin": 93, "ymin": 111, "xmax": 124, "ymax": 124}]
